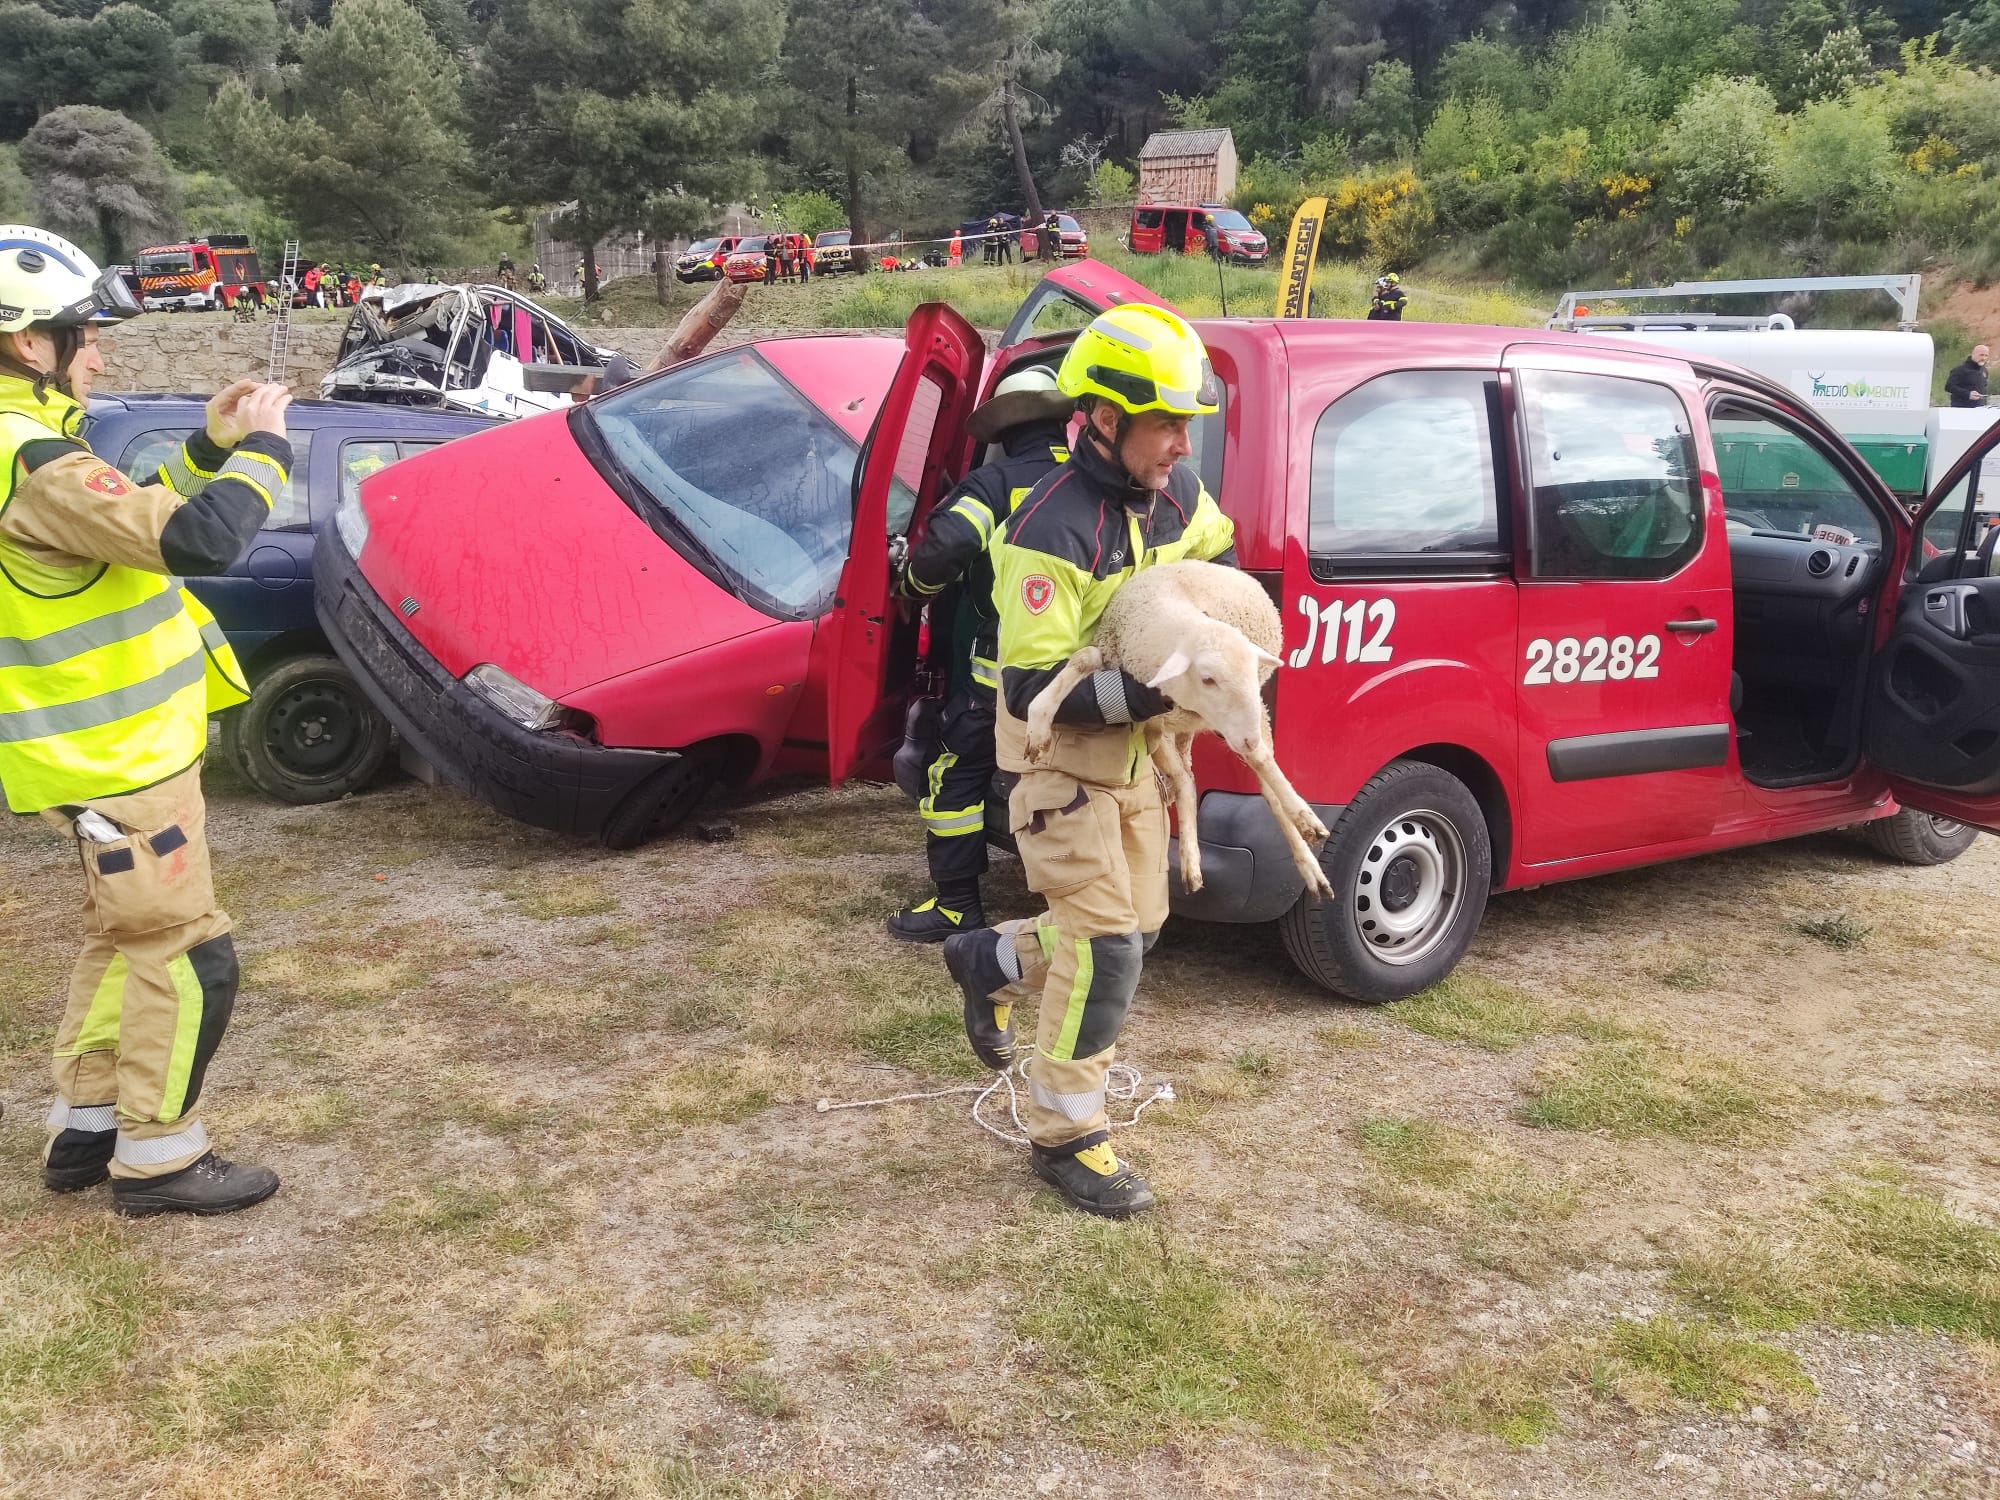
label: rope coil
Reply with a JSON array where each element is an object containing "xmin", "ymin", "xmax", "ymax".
[{"xmin": 815, "ymin": 1055, "xmax": 1174, "ymax": 1146}]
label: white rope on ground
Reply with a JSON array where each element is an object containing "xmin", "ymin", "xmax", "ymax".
[{"xmin": 815, "ymin": 1054, "xmax": 1174, "ymax": 1146}]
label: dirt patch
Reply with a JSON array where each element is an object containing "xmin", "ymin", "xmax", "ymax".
[{"xmin": 4, "ymin": 763, "xmax": 1999, "ymax": 1498}]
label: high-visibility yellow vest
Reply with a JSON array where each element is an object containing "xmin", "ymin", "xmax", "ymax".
[{"xmin": 0, "ymin": 383, "xmax": 250, "ymax": 813}]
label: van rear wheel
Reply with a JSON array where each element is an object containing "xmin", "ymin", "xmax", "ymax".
[
  {"xmin": 1858, "ymin": 808, "xmax": 1979, "ymax": 866},
  {"xmin": 1279, "ymin": 759, "xmax": 1492, "ymax": 1003}
]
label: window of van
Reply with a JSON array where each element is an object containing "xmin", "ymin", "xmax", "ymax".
[
  {"xmin": 1135, "ymin": 210, "xmax": 1163, "ymax": 229},
  {"xmin": 1520, "ymin": 370, "xmax": 1701, "ymax": 579},
  {"xmin": 1309, "ymin": 370, "xmax": 1505, "ymax": 567}
]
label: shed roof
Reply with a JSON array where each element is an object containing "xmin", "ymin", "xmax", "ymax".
[{"xmin": 1138, "ymin": 128, "xmax": 1233, "ymax": 160}]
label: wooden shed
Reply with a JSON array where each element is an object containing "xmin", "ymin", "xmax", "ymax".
[{"xmin": 1137, "ymin": 128, "xmax": 1238, "ymax": 204}]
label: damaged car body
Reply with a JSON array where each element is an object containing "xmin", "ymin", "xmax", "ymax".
[{"xmin": 320, "ymin": 283, "xmax": 617, "ymax": 419}]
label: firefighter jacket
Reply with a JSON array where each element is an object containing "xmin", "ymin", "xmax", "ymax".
[
  {"xmin": 0, "ymin": 374, "xmax": 289, "ymax": 812},
  {"xmin": 990, "ymin": 432, "xmax": 1236, "ymax": 785},
  {"xmin": 898, "ymin": 420, "xmax": 1069, "ymax": 690},
  {"xmin": 1367, "ymin": 290, "xmax": 1408, "ymax": 321}
]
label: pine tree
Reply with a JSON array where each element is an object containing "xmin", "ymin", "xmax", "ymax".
[
  {"xmin": 468, "ymin": 0, "xmax": 779, "ymax": 302},
  {"xmin": 211, "ymin": 0, "xmax": 472, "ymax": 263}
]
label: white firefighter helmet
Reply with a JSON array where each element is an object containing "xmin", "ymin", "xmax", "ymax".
[{"xmin": 0, "ymin": 225, "xmax": 144, "ymax": 335}]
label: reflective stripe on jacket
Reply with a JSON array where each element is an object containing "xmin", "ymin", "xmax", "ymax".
[
  {"xmin": 990, "ymin": 435, "xmax": 1236, "ymax": 785},
  {"xmin": 0, "ymin": 383, "xmax": 262, "ymax": 812}
]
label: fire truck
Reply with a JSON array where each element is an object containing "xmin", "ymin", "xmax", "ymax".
[{"xmin": 135, "ymin": 234, "xmax": 264, "ymax": 312}]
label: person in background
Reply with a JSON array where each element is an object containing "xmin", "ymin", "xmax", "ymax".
[
  {"xmin": 301, "ymin": 261, "xmax": 323, "ymax": 309},
  {"xmin": 1947, "ymin": 345, "xmax": 1989, "ymax": 407},
  {"xmin": 888, "ymin": 367, "xmax": 1075, "ymax": 942},
  {"xmin": 1367, "ymin": 272, "xmax": 1408, "ymax": 321},
  {"xmin": 948, "ymin": 231, "xmax": 963, "ymax": 268}
]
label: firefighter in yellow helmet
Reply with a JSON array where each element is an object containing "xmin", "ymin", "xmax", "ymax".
[
  {"xmin": 942, "ymin": 304, "xmax": 1235, "ymax": 1217},
  {"xmin": 0, "ymin": 224, "xmax": 294, "ymax": 1216}
]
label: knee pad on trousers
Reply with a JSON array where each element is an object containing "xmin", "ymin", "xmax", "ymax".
[
  {"xmin": 179, "ymin": 933, "xmax": 239, "ymax": 1114},
  {"xmin": 1068, "ymin": 931, "xmax": 1145, "ymax": 1059}
]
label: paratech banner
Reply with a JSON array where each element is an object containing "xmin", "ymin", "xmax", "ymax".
[{"xmin": 1276, "ymin": 197, "xmax": 1327, "ymax": 319}]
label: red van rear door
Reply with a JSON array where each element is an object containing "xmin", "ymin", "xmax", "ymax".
[
  {"xmin": 824, "ymin": 303, "xmax": 986, "ymax": 785},
  {"xmin": 1504, "ymin": 343, "xmax": 1738, "ymax": 866}
]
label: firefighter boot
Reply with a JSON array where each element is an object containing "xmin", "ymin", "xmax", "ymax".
[
  {"xmin": 886, "ymin": 883, "xmax": 984, "ymax": 944},
  {"xmin": 42, "ymin": 1119, "xmax": 116, "ymax": 1192},
  {"xmin": 1030, "ymin": 1135, "xmax": 1155, "ymax": 1219},
  {"xmin": 111, "ymin": 1153, "xmax": 280, "ymax": 1218},
  {"xmin": 945, "ymin": 926, "xmax": 1017, "ymax": 1071}
]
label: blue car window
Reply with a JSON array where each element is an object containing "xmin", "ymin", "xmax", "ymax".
[{"xmin": 119, "ymin": 426, "xmax": 314, "ymax": 531}]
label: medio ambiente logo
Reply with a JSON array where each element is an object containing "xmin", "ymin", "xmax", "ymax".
[{"xmin": 1807, "ymin": 371, "xmax": 1912, "ymax": 402}]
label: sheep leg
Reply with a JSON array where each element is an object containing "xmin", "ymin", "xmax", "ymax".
[
  {"xmin": 1151, "ymin": 729, "xmax": 1203, "ymax": 893},
  {"xmin": 1022, "ymin": 646, "xmax": 1103, "ymax": 764},
  {"xmin": 1237, "ymin": 742, "xmax": 1335, "ymax": 901}
]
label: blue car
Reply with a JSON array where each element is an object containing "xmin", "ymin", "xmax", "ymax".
[{"xmin": 86, "ymin": 393, "xmax": 498, "ymax": 803}]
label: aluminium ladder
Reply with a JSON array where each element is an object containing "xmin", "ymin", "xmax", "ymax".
[{"xmin": 266, "ymin": 238, "xmax": 301, "ymax": 382}]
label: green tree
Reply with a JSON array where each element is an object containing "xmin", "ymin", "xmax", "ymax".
[
  {"xmin": 1780, "ymin": 91, "xmax": 1896, "ymax": 225},
  {"xmin": 472, "ymin": 0, "xmax": 780, "ymax": 299},
  {"xmin": 172, "ymin": 0, "xmax": 283, "ymax": 76},
  {"xmin": 1089, "ymin": 157, "xmax": 1135, "ymax": 203},
  {"xmin": 769, "ymin": 188, "xmax": 845, "ymax": 237},
  {"xmin": 210, "ymin": 0, "xmax": 471, "ymax": 264},
  {"xmin": 1661, "ymin": 74, "xmax": 1780, "ymax": 210},
  {"xmin": 18, "ymin": 104, "xmax": 174, "ymax": 262},
  {"xmin": 1623, "ymin": 0, "xmax": 1756, "ymax": 117},
  {"xmin": 1434, "ymin": 35, "xmax": 1538, "ymax": 114},
  {"xmin": 1346, "ymin": 56, "xmax": 1416, "ymax": 161},
  {"xmin": 1946, "ymin": 0, "xmax": 2000, "ymax": 67}
]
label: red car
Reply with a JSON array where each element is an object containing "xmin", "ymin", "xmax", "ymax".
[
  {"xmin": 316, "ymin": 261, "xmax": 2000, "ymax": 1001},
  {"xmin": 1019, "ymin": 212, "xmax": 1090, "ymax": 260}
]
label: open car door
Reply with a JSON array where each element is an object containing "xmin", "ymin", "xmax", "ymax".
[
  {"xmin": 1863, "ymin": 420, "xmax": 2000, "ymax": 833},
  {"xmin": 824, "ymin": 303, "xmax": 986, "ymax": 785},
  {"xmin": 998, "ymin": 257, "xmax": 1174, "ymax": 348}
]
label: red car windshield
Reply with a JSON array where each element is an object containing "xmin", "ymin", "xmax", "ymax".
[
  {"xmin": 580, "ymin": 350, "xmax": 888, "ymax": 619},
  {"xmin": 1209, "ymin": 210, "xmax": 1255, "ymax": 233}
]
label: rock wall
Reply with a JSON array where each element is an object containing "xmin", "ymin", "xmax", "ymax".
[{"xmin": 95, "ymin": 313, "xmax": 902, "ymax": 397}]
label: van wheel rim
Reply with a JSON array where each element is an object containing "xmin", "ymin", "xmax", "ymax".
[
  {"xmin": 1348, "ymin": 810, "xmax": 1466, "ymax": 967},
  {"xmin": 1928, "ymin": 815, "xmax": 1965, "ymax": 838}
]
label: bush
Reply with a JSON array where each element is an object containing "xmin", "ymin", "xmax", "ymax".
[
  {"xmin": 768, "ymin": 188, "xmax": 845, "ymax": 237},
  {"xmin": 1325, "ymin": 165, "xmax": 1433, "ymax": 269},
  {"xmin": 1088, "ymin": 159, "xmax": 1134, "ymax": 205},
  {"xmin": 1781, "ymin": 94, "xmax": 1897, "ymax": 228},
  {"xmin": 1661, "ymin": 76, "xmax": 1781, "ymax": 211}
]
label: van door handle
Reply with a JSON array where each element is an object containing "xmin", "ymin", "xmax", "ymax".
[{"xmin": 1664, "ymin": 618, "xmax": 1718, "ymax": 635}]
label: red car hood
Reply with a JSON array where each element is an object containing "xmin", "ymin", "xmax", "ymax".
[{"xmin": 354, "ymin": 409, "xmax": 774, "ymax": 698}]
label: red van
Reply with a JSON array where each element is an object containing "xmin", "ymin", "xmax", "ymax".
[
  {"xmin": 1130, "ymin": 203, "xmax": 1268, "ymax": 264},
  {"xmin": 317, "ymin": 261, "xmax": 2000, "ymax": 1002}
]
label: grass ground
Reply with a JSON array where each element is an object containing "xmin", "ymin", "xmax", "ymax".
[
  {"xmin": 538, "ymin": 244, "xmax": 1549, "ymax": 333},
  {"xmin": 3, "ymin": 757, "xmax": 1999, "ymax": 1497}
]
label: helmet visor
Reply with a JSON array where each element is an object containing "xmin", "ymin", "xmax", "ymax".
[
  {"xmin": 55, "ymin": 267, "xmax": 144, "ymax": 325},
  {"xmin": 1085, "ymin": 359, "xmax": 1221, "ymax": 416}
]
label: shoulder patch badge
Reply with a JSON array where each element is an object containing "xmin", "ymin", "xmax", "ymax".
[
  {"xmin": 1022, "ymin": 575, "xmax": 1055, "ymax": 614},
  {"xmin": 82, "ymin": 466, "xmax": 131, "ymax": 497}
]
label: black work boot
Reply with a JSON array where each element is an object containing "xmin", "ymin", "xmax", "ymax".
[
  {"xmin": 1031, "ymin": 1136, "xmax": 1155, "ymax": 1219},
  {"xmin": 111, "ymin": 1153, "xmax": 280, "ymax": 1218},
  {"xmin": 42, "ymin": 1127, "xmax": 116, "ymax": 1192},
  {"xmin": 886, "ymin": 890, "xmax": 985, "ymax": 944},
  {"xmin": 945, "ymin": 927, "xmax": 1016, "ymax": 1070}
]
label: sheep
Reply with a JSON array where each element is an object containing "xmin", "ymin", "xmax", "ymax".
[{"xmin": 1022, "ymin": 560, "xmax": 1335, "ymax": 901}]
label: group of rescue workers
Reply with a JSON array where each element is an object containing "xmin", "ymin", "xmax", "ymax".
[{"xmin": 3, "ymin": 210, "xmax": 1227, "ymax": 1221}]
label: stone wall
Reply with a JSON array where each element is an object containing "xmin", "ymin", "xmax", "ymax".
[{"xmin": 94, "ymin": 314, "xmax": 898, "ymax": 397}]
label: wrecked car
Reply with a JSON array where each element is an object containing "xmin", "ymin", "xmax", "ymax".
[{"xmin": 320, "ymin": 282, "xmax": 616, "ymax": 420}]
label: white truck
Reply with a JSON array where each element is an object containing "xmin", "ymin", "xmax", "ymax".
[{"xmin": 1549, "ymin": 274, "xmax": 1999, "ymax": 510}]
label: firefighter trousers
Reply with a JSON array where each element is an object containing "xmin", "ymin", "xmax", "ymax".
[
  {"xmin": 39, "ymin": 763, "xmax": 239, "ymax": 1179},
  {"xmin": 919, "ymin": 679, "xmax": 997, "ymax": 891},
  {"xmin": 990, "ymin": 767, "xmax": 1168, "ymax": 1149}
]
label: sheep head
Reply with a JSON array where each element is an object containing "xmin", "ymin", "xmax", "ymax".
[{"xmin": 1145, "ymin": 631, "xmax": 1282, "ymax": 759}]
